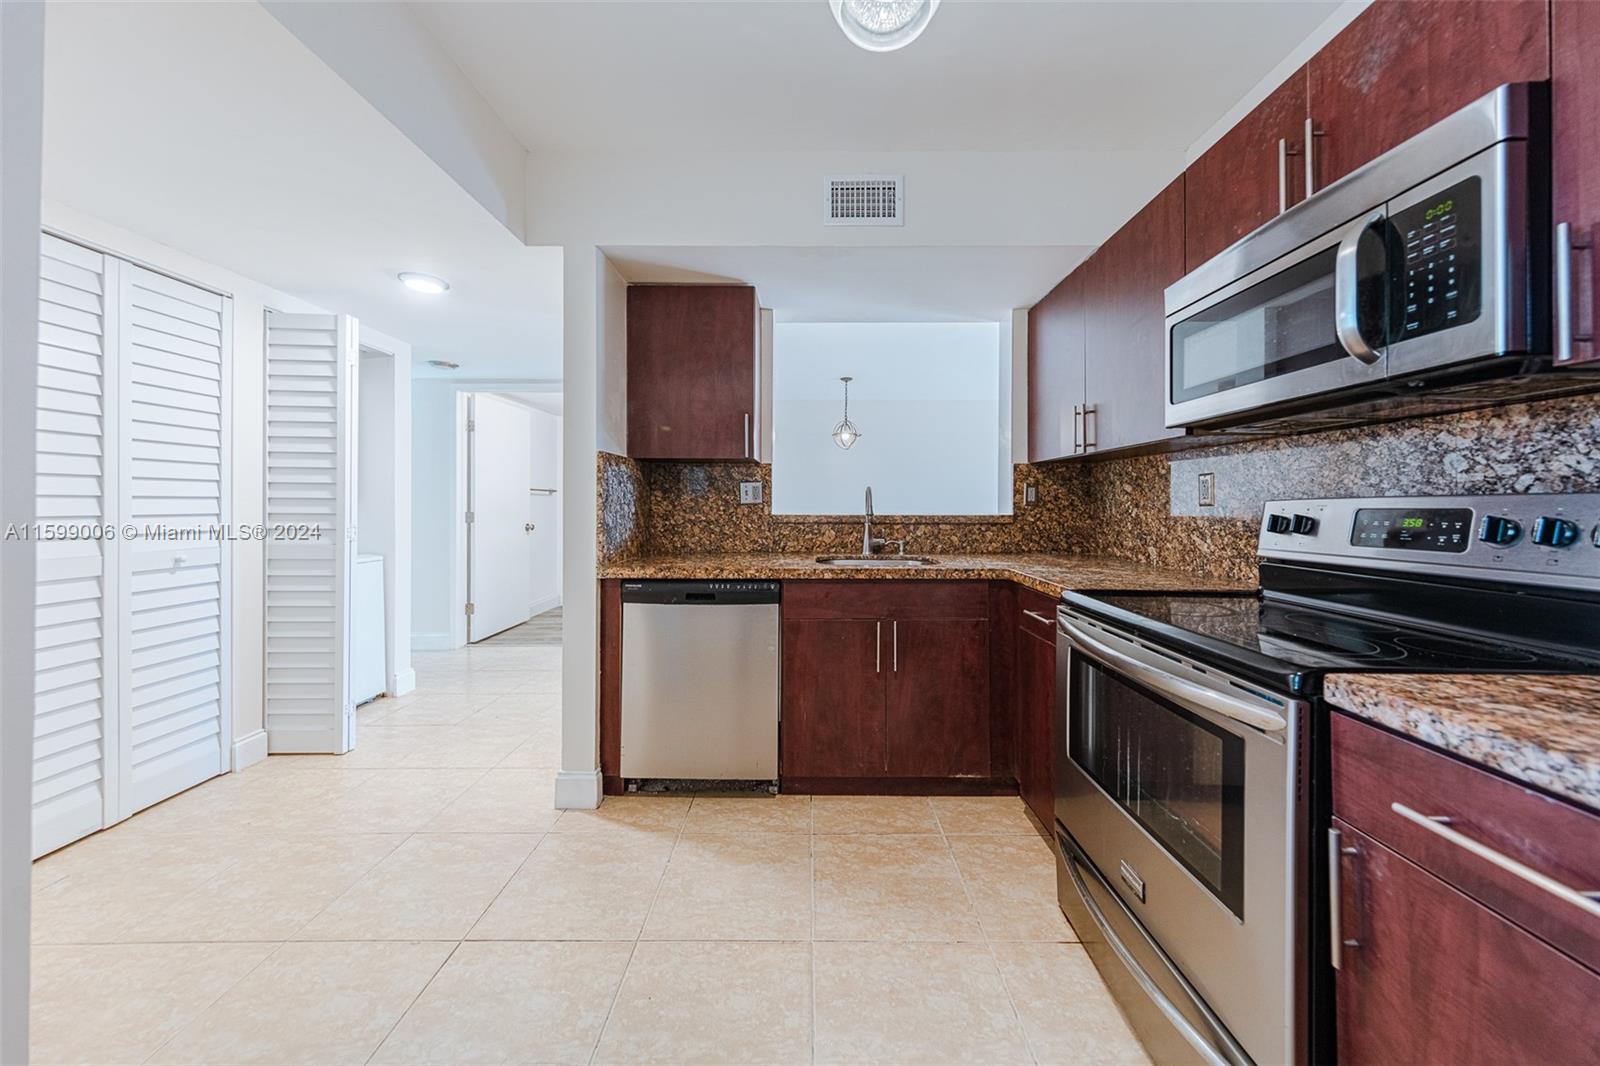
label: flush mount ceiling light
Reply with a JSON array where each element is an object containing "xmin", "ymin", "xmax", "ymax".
[
  {"xmin": 831, "ymin": 376, "xmax": 862, "ymax": 450},
  {"xmin": 830, "ymin": 0, "xmax": 940, "ymax": 52},
  {"xmin": 426, "ymin": 359, "xmax": 459, "ymax": 370},
  {"xmin": 399, "ymin": 271, "xmax": 450, "ymax": 295}
]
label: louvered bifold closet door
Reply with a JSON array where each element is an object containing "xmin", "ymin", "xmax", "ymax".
[
  {"xmin": 32, "ymin": 235, "xmax": 118, "ymax": 857},
  {"xmin": 264, "ymin": 313, "xmax": 356, "ymax": 753},
  {"xmin": 116, "ymin": 264, "xmax": 231, "ymax": 814}
]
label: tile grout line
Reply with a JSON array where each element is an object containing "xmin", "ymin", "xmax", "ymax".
[
  {"xmin": 936, "ymin": 804, "xmax": 1044, "ymax": 1066},
  {"xmin": 137, "ymin": 938, "xmax": 291, "ymax": 1066},
  {"xmin": 363, "ymin": 939, "xmax": 465, "ymax": 1066},
  {"xmin": 583, "ymin": 803, "xmax": 688, "ymax": 1066}
]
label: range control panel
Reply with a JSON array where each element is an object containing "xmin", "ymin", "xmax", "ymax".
[{"xmin": 1258, "ymin": 494, "xmax": 1600, "ymax": 589}]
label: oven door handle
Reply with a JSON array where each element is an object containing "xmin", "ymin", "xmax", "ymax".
[
  {"xmin": 1063, "ymin": 846, "xmax": 1241, "ymax": 1066},
  {"xmin": 1333, "ymin": 209, "xmax": 1385, "ymax": 366},
  {"xmin": 1058, "ymin": 616, "xmax": 1287, "ymax": 734}
]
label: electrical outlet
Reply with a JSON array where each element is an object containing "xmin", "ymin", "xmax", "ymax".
[
  {"xmin": 739, "ymin": 481, "xmax": 764, "ymax": 505},
  {"xmin": 1024, "ymin": 484, "xmax": 1038, "ymax": 505},
  {"xmin": 1197, "ymin": 472, "xmax": 1216, "ymax": 508}
]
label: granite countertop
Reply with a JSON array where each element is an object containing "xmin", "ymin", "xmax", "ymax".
[
  {"xmin": 597, "ymin": 552, "xmax": 1254, "ymax": 598},
  {"xmin": 1326, "ymin": 673, "xmax": 1600, "ymax": 811}
]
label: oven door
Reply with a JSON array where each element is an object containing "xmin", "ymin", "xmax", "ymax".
[
  {"xmin": 1165, "ymin": 208, "xmax": 1390, "ymax": 429},
  {"xmin": 1054, "ymin": 609, "xmax": 1305, "ymax": 1066}
]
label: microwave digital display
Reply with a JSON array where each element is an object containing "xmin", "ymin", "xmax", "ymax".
[
  {"xmin": 1389, "ymin": 177, "xmax": 1483, "ymax": 342},
  {"xmin": 1350, "ymin": 507, "xmax": 1474, "ymax": 552}
]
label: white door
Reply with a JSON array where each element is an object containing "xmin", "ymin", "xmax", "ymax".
[
  {"xmin": 32, "ymin": 237, "xmax": 233, "ymax": 855},
  {"xmin": 116, "ymin": 264, "xmax": 231, "ymax": 814},
  {"xmin": 32, "ymin": 235, "xmax": 118, "ymax": 856},
  {"xmin": 468, "ymin": 393, "xmax": 532, "ymax": 641},
  {"xmin": 264, "ymin": 312, "xmax": 357, "ymax": 753}
]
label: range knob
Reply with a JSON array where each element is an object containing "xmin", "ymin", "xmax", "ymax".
[
  {"xmin": 1478, "ymin": 514, "xmax": 1522, "ymax": 546},
  {"xmin": 1266, "ymin": 513, "xmax": 1293, "ymax": 534},
  {"xmin": 1291, "ymin": 514, "xmax": 1318, "ymax": 536},
  {"xmin": 1531, "ymin": 516, "xmax": 1579, "ymax": 548}
]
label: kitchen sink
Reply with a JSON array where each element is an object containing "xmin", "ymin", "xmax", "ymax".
[{"xmin": 814, "ymin": 555, "xmax": 940, "ymax": 567}]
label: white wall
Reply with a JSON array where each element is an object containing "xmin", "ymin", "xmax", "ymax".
[
  {"xmin": 597, "ymin": 256, "xmax": 627, "ymax": 455},
  {"xmin": 410, "ymin": 380, "xmax": 466, "ymax": 649},
  {"xmin": 41, "ymin": 202, "xmax": 328, "ymax": 769},
  {"xmin": 772, "ymin": 322, "xmax": 1004, "ymax": 516},
  {"xmin": 357, "ymin": 337, "xmax": 415, "ymax": 695},
  {"xmin": 0, "ymin": 3, "xmax": 44, "ymax": 1056}
]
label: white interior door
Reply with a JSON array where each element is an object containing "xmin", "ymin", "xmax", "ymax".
[
  {"xmin": 32, "ymin": 235, "xmax": 118, "ymax": 856},
  {"xmin": 264, "ymin": 312, "xmax": 357, "ymax": 753},
  {"xmin": 116, "ymin": 264, "xmax": 231, "ymax": 814},
  {"xmin": 468, "ymin": 393, "xmax": 532, "ymax": 641}
]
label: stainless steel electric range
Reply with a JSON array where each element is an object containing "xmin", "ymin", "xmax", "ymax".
[{"xmin": 1053, "ymin": 493, "xmax": 1600, "ymax": 1066}]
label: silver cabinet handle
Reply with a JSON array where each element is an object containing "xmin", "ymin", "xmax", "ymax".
[
  {"xmin": 1333, "ymin": 209, "xmax": 1385, "ymax": 365},
  {"xmin": 1304, "ymin": 116, "xmax": 1319, "ymax": 198},
  {"xmin": 875, "ymin": 621, "xmax": 881, "ymax": 674},
  {"xmin": 1328, "ymin": 827, "xmax": 1360, "ymax": 970},
  {"xmin": 1278, "ymin": 137, "xmax": 1289, "ymax": 214},
  {"xmin": 1059, "ymin": 616, "xmax": 1286, "ymax": 733},
  {"xmin": 1071, "ymin": 404, "xmax": 1083, "ymax": 453},
  {"xmin": 1083, "ymin": 404, "xmax": 1097, "ymax": 449},
  {"xmin": 1556, "ymin": 221, "xmax": 1594, "ymax": 364},
  {"xmin": 1063, "ymin": 848, "xmax": 1237, "ymax": 1066},
  {"xmin": 1022, "ymin": 609, "xmax": 1055, "ymax": 626},
  {"xmin": 1389, "ymin": 802, "xmax": 1600, "ymax": 919},
  {"xmin": 743, "ymin": 413, "xmax": 751, "ymax": 458},
  {"xmin": 892, "ymin": 620, "xmax": 898, "ymax": 672}
]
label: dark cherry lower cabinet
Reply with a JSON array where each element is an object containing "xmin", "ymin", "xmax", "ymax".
[
  {"xmin": 1012, "ymin": 591, "xmax": 1056, "ymax": 827},
  {"xmin": 781, "ymin": 582, "xmax": 991, "ymax": 783},
  {"xmin": 1331, "ymin": 714, "xmax": 1600, "ymax": 1064}
]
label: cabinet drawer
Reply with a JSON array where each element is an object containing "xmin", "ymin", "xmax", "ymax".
[
  {"xmin": 782, "ymin": 580, "xmax": 988, "ymax": 621},
  {"xmin": 1332, "ymin": 712, "xmax": 1600, "ymax": 972},
  {"xmin": 1015, "ymin": 588, "xmax": 1058, "ymax": 642},
  {"xmin": 1333, "ymin": 819, "xmax": 1600, "ymax": 1065}
]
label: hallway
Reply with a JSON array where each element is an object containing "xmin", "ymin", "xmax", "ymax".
[{"xmin": 29, "ymin": 642, "xmax": 1145, "ymax": 1065}]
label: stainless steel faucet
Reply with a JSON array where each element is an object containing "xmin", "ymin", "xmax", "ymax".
[{"xmin": 862, "ymin": 486, "xmax": 883, "ymax": 557}]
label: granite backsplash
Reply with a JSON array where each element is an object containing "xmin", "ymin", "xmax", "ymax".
[{"xmin": 599, "ymin": 394, "xmax": 1600, "ymax": 586}]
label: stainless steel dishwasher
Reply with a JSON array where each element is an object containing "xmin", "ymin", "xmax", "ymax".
[{"xmin": 619, "ymin": 580, "xmax": 780, "ymax": 782}]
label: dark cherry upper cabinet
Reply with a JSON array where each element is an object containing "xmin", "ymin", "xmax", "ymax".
[
  {"xmin": 1084, "ymin": 177, "xmax": 1186, "ymax": 454},
  {"xmin": 781, "ymin": 582, "xmax": 990, "ymax": 783},
  {"xmin": 626, "ymin": 284, "xmax": 758, "ymax": 460},
  {"xmin": 1013, "ymin": 590, "xmax": 1056, "ymax": 828},
  {"xmin": 1307, "ymin": 1, "xmax": 1548, "ymax": 190},
  {"xmin": 1185, "ymin": 68, "xmax": 1308, "ymax": 271},
  {"xmin": 1027, "ymin": 267, "xmax": 1089, "ymax": 462},
  {"xmin": 1553, "ymin": 0, "xmax": 1600, "ymax": 365}
]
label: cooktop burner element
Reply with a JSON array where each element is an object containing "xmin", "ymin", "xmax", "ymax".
[{"xmin": 1063, "ymin": 493, "xmax": 1600, "ymax": 696}]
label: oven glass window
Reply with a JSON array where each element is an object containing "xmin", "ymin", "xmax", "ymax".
[
  {"xmin": 1170, "ymin": 245, "xmax": 1346, "ymax": 405},
  {"xmin": 1070, "ymin": 658, "xmax": 1246, "ymax": 918}
]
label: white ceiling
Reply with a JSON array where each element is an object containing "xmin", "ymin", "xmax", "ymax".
[
  {"xmin": 42, "ymin": 0, "xmax": 562, "ymax": 382},
  {"xmin": 413, "ymin": 0, "xmax": 1340, "ymax": 153},
  {"xmin": 605, "ymin": 245, "xmax": 1093, "ymax": 321}
]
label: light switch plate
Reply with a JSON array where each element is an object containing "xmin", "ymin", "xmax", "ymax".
[
  {"xmin": 1024, "ymin": 484, "xmax": 1038, "ymax": 505},
  {"xmin": 739, "ymin": 481, "xmax": 764, "ymax": 504},
  {"xmin": 1197, "ymin": 472, "xmax": 1216, "ymax": 508}
]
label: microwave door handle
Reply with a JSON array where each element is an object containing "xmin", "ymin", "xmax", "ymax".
[
  {"xmin": 1334, "ymin": 210, "xmax": 1385, "ymax": 366},
  {"xmin": 1058, "ymin": 616, "xmax": 1287, "ymax": 733}
]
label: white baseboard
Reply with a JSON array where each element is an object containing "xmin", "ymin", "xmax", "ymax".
[
  {"xmin": 412, "ymin": 633, "xmax": 459, "ymax": 651},
  {"xmin": 391, "ymin": 668, "xmax": 417, "ymax": 696},
  {"xmin": 528, "ymin": 593, "xmax": 562, "ymax": 617},
  {"xmin": 553, "ymin": 768, "xmax": 602, "ymax": 810},
  {"xmin": 231, "ymin": 729, "xmax": 268, "ymax": 772}
]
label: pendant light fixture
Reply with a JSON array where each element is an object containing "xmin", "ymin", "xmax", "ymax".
[
  {"xmin": 832, "ymin": 376, "xmax": 862, "ymax": 450},
  {"xmin": 830, "ymin": 0, "xmax": 941, "ymax": 52}
]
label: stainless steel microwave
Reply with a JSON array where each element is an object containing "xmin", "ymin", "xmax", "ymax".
[{"xmin": 1165, "ymin": 83, "xmax": 1594, "ymax": 433}]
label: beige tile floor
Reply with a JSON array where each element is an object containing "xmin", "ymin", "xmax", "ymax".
[{"xmin": 30, "ymin": 642, "xmax": 1149, "ymax": 1065}]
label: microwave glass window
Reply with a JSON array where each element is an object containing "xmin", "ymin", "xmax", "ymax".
[
  {"xmin": 1169, "ymin": 246, "xmax": 1347, "ymax": 404},
  {"xmin": 1069, "ymin": 656, "xmax": 1246, "ymax": 918}
]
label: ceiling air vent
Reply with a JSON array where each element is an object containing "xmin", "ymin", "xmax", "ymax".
[{"xmin": 825, "ymin": 175, "xmax": 904, "ymax": 226}]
